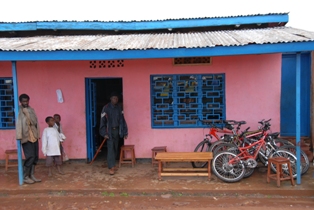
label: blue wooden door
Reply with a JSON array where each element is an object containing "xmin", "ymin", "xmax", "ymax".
[
  {"xmin": 280, "ymin": 53, "xmax": 311, "ymax": 137},
  {"xmin": 85, "ymin": 79, "xmax": 97, "ymax": 161}
]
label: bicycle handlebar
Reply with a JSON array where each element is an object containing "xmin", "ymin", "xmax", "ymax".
[
  {"xmin": 257, "ymin": 119, "xmax": 271, "ymax": 131},
  {"xmin": 198, "ymin": 119, "xmax": 247, "ymax": 135},
  {"xmin": 199, "ymin": 119, "xmax": 246, "ymax": 128},
  {"xmin": 258, "ymin": 119, "xmax": 271, "ymax": 124},
  {"xmin": 223, "ymin": 120, "xmax": 246, "ymax": 125}
]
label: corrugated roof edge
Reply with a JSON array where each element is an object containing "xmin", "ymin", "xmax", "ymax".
[
  {"xmin": 1, "ymin": 26, "xmax": 313, "ymax": 53},
  {"xmin": 0, "ymin": 12, "xmax": 289, "ymax": 23}
]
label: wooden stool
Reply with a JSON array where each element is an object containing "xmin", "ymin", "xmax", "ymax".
[
  {"xmin": 119, "ymin": 145, "xmax": 136, "ymax": 167},
  {"xmin": 151, "ymin": 146, "xmax": 167, "ymax": 166},
  {"xmin": 267, "ymin": 157, "xmax": 295, "ymax": 187},
  {"xmin": 5, "ymin": 149, "xmax": 18, "ymax": 171}
]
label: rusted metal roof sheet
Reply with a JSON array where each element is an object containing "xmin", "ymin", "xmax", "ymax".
[{"xmin": 1, "ymin": 27, "xmax": 314, "ymax": 51}]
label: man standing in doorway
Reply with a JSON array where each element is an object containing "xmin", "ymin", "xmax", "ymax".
[
  {"xmin": 99, "ymin": 92, "xmax": 128, "ymax": 175},
  {"xmin": 16, "ymin": 94, "xmax": 41, "ymax": 184}
]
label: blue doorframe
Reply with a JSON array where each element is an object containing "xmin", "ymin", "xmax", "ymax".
[
  {"xmin": 85, "ymin": 79, "xmax": 97, "ymax": 161},
  {"xmin": 280, "ymin": 53, "xmax": 311, "ymax": 137}
]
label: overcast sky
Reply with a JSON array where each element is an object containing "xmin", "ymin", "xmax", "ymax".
[{"xmin": 1, "ymin": 0, "xmax": 313, "ymax": 31}]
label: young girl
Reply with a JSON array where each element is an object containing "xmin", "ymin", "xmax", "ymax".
[{"xmin": 42, "ymin": 116, "xmax": 64, "ymax": 176}]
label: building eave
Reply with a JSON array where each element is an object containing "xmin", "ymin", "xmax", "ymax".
[{"xmin": 1, "ymin": 42, "xmax": 313, "ymax": 61}]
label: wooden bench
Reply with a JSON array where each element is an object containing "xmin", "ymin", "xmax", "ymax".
[{"xmin": 155, "ymin": 152, "xmax": 213, "ymax": 180}]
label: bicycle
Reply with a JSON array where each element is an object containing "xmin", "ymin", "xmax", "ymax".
[
  {"xmin": 213, "ymin": 120, "xmax": 310, "ymax": 177},
  {"xmin": 192, "ymin": 119, "xmax": 246, "ymax": 168},
  {"xmin": 258, "ymin": 133, "xmax": 309, "ymax": 175},
  {"xmin": 211, "ymin": 125, "xmax": 298, "ymax": 183},
  {"xmin": 212, "ymin": 120, "xmax": 272, "ymax": 178},
  {"xmin": 234, "ymin": 122, "xmax": 309, "ymax": 175},
  {"xmin": 212, "ymin": 119, "xmax": 272, "ymax": 155},
  {"xmin": 212, "ymin": 119, "xmax": 294, "ymax": 156}
]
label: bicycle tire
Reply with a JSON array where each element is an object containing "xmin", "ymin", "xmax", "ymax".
[
  {"xmin": 212, "ymin": 151, "xmax": 246, "ymax": 183},
  {"xmin": 274, "ymin": 138, "xmax": 294, "ymax": 146},
  {"xmin": 280, "ymin": 145, "xmax": 309, "ymax": 175},
  {"xmin": 243, "ymin": 168, "xmax": 255, "ymax": 178},
  {"xmin": 213, "ymin": 143, "xmax": 238, "ymax": 155},
  {"xmin": 191, "ymin": 140, "xmax": 211, "ymax": 168},
  {"xmin": 214, "ymin": 143, "xmax": 255, "ymax": 178},
  {"xmin": 269, "ymin": 149, "xmax": 298, "ymax": 178},
  {"xmin": 258, "ymin": 139, "xmax": 294, "ymax": 166},
  {"xmin": 208, "ymin": 140, "xmax": 224, "ymax": 155}
]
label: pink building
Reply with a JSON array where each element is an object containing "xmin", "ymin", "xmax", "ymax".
[{"xmin": 0, "ymin": 13, "xmax": 313, "ymax": 171}]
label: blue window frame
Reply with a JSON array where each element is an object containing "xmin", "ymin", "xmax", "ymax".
[
  {"xmin": 0, "ymin": 78, "xmax": 15, "ymax": 129},
  {"xmin": 151, "ymin": 74, "xmax": 225, "ymax": 128}
]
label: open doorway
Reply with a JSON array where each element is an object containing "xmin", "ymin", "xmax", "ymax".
[{"xmin": 85, "ymin": 78, "xmax": 124, "ymax": 162}]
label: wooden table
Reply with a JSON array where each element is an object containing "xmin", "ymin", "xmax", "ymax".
[{"xmin": 155, "ymin": 152, "xmax": 213, "ymax": 180}]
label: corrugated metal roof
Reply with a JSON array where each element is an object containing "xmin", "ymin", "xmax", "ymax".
[
  {"xmin": 0, "ymin": 13, "xmax": 288, "ymax": 23},
  {"xmin": 1, "ymin": 27, "xmax": 313, "ymax": 52}
]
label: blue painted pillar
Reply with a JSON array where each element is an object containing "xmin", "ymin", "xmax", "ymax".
[
  {"xmin": 295, "ymin": 53, "xmax": 301, "ymax": 184},
  {"xmin": 12, "ymin": 61, "xmax": 23, "ymax": 185}
]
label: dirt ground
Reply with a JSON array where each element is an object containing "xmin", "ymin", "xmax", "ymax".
[
  {"xmin": 1, "ymin": 160, "xmax": 313, "ymax": 210},
  {"xmin": 0, "ymin": 191, "xmax": 313, "ymax": 210}
]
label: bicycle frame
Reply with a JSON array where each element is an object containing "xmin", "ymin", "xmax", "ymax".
[
  {"xmin": 229, "ymin": 120, "xmax": 271, "ymax": 146},
  {"xmin": 230, "ymin": 120, "xmax": 272, "ymax": 162},
  {"xmin": 229, "ymin": 135, "xmax": 267, "ymax": 165},
  {"xmin": 206, "ymin": 120, "xmax": 246, "ymax": 141},
  {"xmin": 208, "ymin": 127, "xmax": 234, "ymax": 141}
]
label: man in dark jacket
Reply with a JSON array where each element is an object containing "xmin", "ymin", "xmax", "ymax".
[{"xmin": 99, "ymin": 92, "xmax": 128, "ymax": 175}]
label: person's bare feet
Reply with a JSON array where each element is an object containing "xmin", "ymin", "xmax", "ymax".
[
  {"xmin": 48, "ymin": 167, "xmax": 52, "ymax": 177},
  {"xmin": 57, "ymin": 165, "xmax": 65, "ymax": 175}
]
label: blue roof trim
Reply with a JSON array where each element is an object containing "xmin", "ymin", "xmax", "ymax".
[
  {"xmin": 1, "ymin": 41, "xmax": 313, "ymax": 61},
  {"xmin": 0, "ymin": 23, "xmax": 37, "ymax": 31},
  {"xmin": 0, "ymin": 14, "xmax": 288, "ymax": 31}
]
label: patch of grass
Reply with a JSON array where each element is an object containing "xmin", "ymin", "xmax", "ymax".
[
  {"xmin": 169, "ymin": 192, "xmax": 184, "ymax": 197},
  {"xmin": 101, "ymin": 191, "xmax": 109, "ymax": 196},
  {"xmin": 120, "ymin": 192, "xmax": 128, "ymax": 197},
  {"xmin": 109, "ymin": 192, "xmax": 115, "ymax": 197}
]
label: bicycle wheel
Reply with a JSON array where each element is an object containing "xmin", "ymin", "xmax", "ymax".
[
  {"xmin": 213, "ymin": 143, "xmax": 238, "ymax": 155},
  {"xmin": 214, "ymin": 143, "xmax": 255, "ymax": 178},
  {"xmin": 280, "ymin": 145, "xmax": 309, "ymax": 175},
  {"xmin": 208, "ymin": 140, "xmax": 224, "ymax": 154},
  {"xmin": 243, "ymin": 168, "xmax": 255, "ymax": 178},
  {"xmin": 274, "ymin": 138, "xmax": 294, "ymax": 146},
  {"xmin": 258, "ymin": 139, "xmax": 293, "ymax": 166},
  {"xmin": 269, "ymin": 149, "xmax": 298, "ymax": 178},
  {"xmin": 191, "ymin": 140, "xmax": 211, "ymax": 168},
  {"xmin": 212, "ymin": 151, "xmax": 246, "ymax": 183}
]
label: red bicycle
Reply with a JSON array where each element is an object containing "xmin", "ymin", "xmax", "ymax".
[
  {"xmin": 192, "ymin": 120, "xmax": 245, "ymax": 168},
  {"xmin": 211, "ymin": 121, "xmax": 298, "ymax": 183}
]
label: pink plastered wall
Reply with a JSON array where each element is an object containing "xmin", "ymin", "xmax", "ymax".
[{"xmin": 0, "ymin": 54, "xmax": 281, "ymax": 160}]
